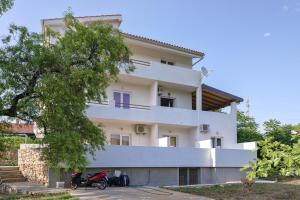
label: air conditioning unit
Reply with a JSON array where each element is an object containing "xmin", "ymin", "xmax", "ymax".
[
  {"xmin": 200, "ymin": 124, "xmax": 209, "ymax": 133},
  {"xmin": 135, "ymin": 124, "xmax": 149, "ymax": 135}
]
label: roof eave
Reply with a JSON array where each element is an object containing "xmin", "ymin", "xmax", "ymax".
[{"xmin": 122, "ymin": 32, "xmax": 204, "ymax": 58}]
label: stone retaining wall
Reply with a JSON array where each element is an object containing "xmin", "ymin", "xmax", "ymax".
[{"xmin": 18, "ymin": 145, "xmax": 49, "ymax": 186}]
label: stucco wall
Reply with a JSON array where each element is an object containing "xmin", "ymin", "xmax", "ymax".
[
  {"xmin": 106, "ymin": 82, "xmax": 151, "ymax": 107},
  {"xmin": 127, "ymin": 43, "xmax": 193, "ymax": 68},
  {"xmin": 198, "ymin": 111, "xmax": 237, "ymax": 148},
  {"xmin": 200, "ymin": 167, "xmax": 246, "ymax": 184},
  {"xmin": 101, "ymin": 121, "xmax": 151, "ymax": 146},
  {"xmin": 157, "ymin": 87, "xmax": 193, "ymax": 110},
  {"xmin": 158, "ymin": 126, "xmax": 194, "ymax": 147},
  {"xmin": 78, "ymin": 167, "xmax": 178, "ymax": 186},
  {"xmin": 106, "ymin": 82, "xmax": 194, "ymax": 110}
]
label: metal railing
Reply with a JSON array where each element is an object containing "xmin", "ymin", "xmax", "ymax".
[
  {"xmin": 130, "ymin": 59, "xmax": 151, "ymax": 67},
  {"xmin": 88, "ymin": 101, "xmax": 151, "ymax": 110}
]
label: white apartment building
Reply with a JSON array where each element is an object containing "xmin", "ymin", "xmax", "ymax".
[{"xmin": 42, "ymin": 15, "xmax": 256, "ymax": 186}]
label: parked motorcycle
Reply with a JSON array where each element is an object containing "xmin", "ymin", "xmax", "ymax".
[{"xmin": 71, "ymin": 171, "xmax": 108, "ymax": 190}]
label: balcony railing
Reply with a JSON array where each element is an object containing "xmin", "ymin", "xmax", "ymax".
[
  {"xmin": 86, "ymin": 100, "xmax": 235, "ymax": 128},
  {"xmin": 88, "ymin": 100, "xmax": 151, "ymax": 110},
  {"xmin": 120, "ymin": 59, "xmax": 202, "ymax": 87},
  {"xmin": 84, "ymin": 145, "xmax": 256, "ymax": 168}
]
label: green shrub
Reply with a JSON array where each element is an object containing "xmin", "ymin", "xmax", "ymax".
[{"xmin": 0, "ymin": 136, "xmax": 38, "ymax": 150}]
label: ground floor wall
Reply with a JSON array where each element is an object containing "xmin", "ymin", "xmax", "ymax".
[
  {"xmin": 48, "ymin": 167, "xmax": 246, "ymax": 187},
  {"xmin": 200, "ymin": 167, "xmax": 247, "ymax": 184}
]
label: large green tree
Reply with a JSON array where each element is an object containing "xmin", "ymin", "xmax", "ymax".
[
  {"xmin": 0, "ymin": 13, "xmax": 132, "ymax": 170},
  {"xmin": 264, "ymin": 119, "xmax": 299, "ymax": 146},
  {"xmin": 237, "ymin": 111, "xmax": 263, "ymax": 143},
  {"xmin": 0, "ymin": 0, "xmax": 13, "ymax": 15}
]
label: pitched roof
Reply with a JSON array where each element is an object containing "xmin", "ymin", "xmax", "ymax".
[
  {"xmin": 6, "ymin": 123, "xmax": 34, "ymax": 134},
  {"xmin": 122, "ymin": 32, "xmax": 204, "ymax": 58}
]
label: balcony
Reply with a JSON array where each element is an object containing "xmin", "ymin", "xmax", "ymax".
[
  {"xmin": 120, "ymin": 60, "xmax": 202, "ymax": 87},
  {"xmin": 86, "ymin": 101, "xmax": 198, "ymax": 126},
  {"xmin": 86, "ymin": 101, "xmax": 236, "ymax": 128},
  {"xmin": 85, "ymin": 145, "xmax": 256, "ymax": 168}
]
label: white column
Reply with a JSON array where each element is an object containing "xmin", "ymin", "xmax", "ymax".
[
  {"xmin": 231, "ymin": 102, "xmax": 238, "ymax": 144},
  {"xmin": 150, "ymin": 81, "xmax": 158, "ymax": 106},
  {"xmin": 230, "ymin": 102, "xmax": 237, "ymax": 119},
  {"xmin": 150, "ymin": 123, "xmax": 159, "ymax": 146},
  {"xmin": 196, "ymin": 85, "xmax": 202, "ymax": 111}
]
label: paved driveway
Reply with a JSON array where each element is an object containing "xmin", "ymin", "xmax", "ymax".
[{"xmin": 69, "ymin": 187, "xmax": 212, "ymax": 200}]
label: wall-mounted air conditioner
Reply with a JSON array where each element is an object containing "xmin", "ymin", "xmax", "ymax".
[
  {"xmin": 200, "ymin": 124, "xmax": 209, "ymax": 133},
  {"xmin": 135, "ymin": 124, "xmax": 150, "ymax": 135}
]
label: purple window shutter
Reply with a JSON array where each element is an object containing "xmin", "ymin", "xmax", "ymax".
[
  {"xmin": 113, "ymin": 92, "xmax": 121, "ymax": 108},
  {"xmin": 123, "ymin": 93, "xmax": 130, "ymax": 109}
]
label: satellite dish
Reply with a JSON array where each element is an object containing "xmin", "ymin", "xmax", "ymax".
[{"xmin": 201, "ymin": 67, "xmax": 209, "ymax": 77}]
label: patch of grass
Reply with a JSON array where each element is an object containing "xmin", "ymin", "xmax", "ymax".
[
  {"xmin": 167, "ymin": 183, "xmax": 300, "ymax": 200},
  {"xmin": 0, "ymin": 192, "xmax": 76, "ymax": 200}
]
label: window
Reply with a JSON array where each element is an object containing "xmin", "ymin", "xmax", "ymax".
[
  {"xmin": 110, "ymin": 134, "xmax": 120, "ymax": 145},
  {"xmin": 121, "ymin": 135, "xmax": 130, "ymax": 146},
  {"xmin": 169, "ymin": 136, "xmax": 177, "ymax": 147},
  {"xmin": 161, "ymin": 59, "xmax": 175, "ymax": 66},
  {"xmin": 163, "ymin": 135, "xmax": 177, "ymax": 147},
  {"xmin": 211, "ymin": 137, "xmax": 222, "ymax": 148},
  {"xmin": 160, "ymin": 97, "xmax": 175, "ymax": 107},
  {"xmin": 110, "ymin": 134, "xmax": 130, "ymax": 146},
  {"xmin": 113, "ymin": 92, "xmax": 130, "ymax": 109}
]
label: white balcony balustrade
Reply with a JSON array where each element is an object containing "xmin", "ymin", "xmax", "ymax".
[
  {"xmin": 85, "ymin": 145, "xmax": 256, "ymax": 168},
  {"xmin": 120, "ymin": 60, "xmax": 202, "ymax": 87},
  {"xmin": 86, "ymin": 100, "xmax": 236, "ymax": 128}
]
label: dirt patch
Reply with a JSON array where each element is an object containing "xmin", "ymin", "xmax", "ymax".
[{"xmin": 167, "ymin": 182, "xmax": 300, "ymax": 200}]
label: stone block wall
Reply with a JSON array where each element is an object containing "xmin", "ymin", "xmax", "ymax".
[{"xmin": 18, "ymin": 145, "xmax": 49, "ymax": 186}]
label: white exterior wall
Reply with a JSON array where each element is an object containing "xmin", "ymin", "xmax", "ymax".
[
  {"xmin": 158, "ymin": 87, "xmax": 192, "ymax": 109},
  {"xmin": 101, "ymin": 122, "xmax": 151, "ymax": 147},
  {"xmin": 197, "ymin": 111, "xmax": 237, "ymax": 148},
  {"xmin": 106, "ymin": 81, "xmax": 193, "ymax": 110},
  {"xmin": 85, "ymin": 145, "xmax": 255, "ymax": 168},
  {"xmin": 127, "ymin": 43, "xmax": 192, "ymax": 68},
  {"xmin": 87, "ymin": 105, "xmax": 238, "ymax": 149},
  {"xmin": 158, "ymin": 126, "xmax": 194, "ymax": 147},
  {"xmin": 42, "ymin": 16, "xmax": 256, "ymax": 177},
  {"xmin": 106, "ymin": 82, "xmax": 151, "ymax": 106}
]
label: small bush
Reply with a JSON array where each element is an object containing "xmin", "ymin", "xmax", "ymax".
[
  {"xmin": 241, "ymin": 178, "xmax": 255, "ymax": 192},
  {"xmin": 0, "ymin": 136, "xmax": 38, "ymax": 150},
  {"xmin": 0, "ymin": 136, "xmax": 39, "ymax": 163}
]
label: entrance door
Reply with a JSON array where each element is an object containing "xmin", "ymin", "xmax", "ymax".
[
  {"xmin": 179, "ymin": 168, "xmax": 188, "ymax": 185},
  {"xmin": 189, "ymin": 168, "xmax": 198, "ymax": 185}
]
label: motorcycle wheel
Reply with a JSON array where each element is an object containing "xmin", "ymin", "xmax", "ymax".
[
  {"xmin": 96, "ymin": 180, "xmax": 107, "ymax": 190},
  {"xmin": 71, "ymin": 182, "xmax": 78, "ymax": 190}
]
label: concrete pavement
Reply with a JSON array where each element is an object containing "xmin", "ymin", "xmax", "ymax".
[{"xmin": 69, "ymin": 186, "xmax": 212, "ymax": 200}]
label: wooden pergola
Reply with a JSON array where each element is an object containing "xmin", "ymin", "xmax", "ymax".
[{"xmin": 192, "ymin": 84, "xmax": 243, "ymax": 111}]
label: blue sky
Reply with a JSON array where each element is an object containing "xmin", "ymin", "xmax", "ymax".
[{"xmin": 1, "ymin": 0, "xmax": 299, "ymax": 128}]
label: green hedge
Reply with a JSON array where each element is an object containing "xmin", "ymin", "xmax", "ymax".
[{"xmin": 0, "ymin": 136, "xmax": 38, "ymax": 151}]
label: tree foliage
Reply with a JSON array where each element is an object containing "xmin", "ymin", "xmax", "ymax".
[
  {"xmin": 0, "ymin": 0, "xmax": 13, "ymax": 15},
  {"xmin": 244, "ymin": 137, "xmax": 300, "ymax": 181},
  {"xmin": 0, "ymin": 13, "xmax": 132, "ymax": 170},
  {"xmin": 264, "ymin": 119, "xmax": 299, "ymax": 146},
  {"xmin": 237, "ymin": 111, "xmax": 263, "ymax": 143}
]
